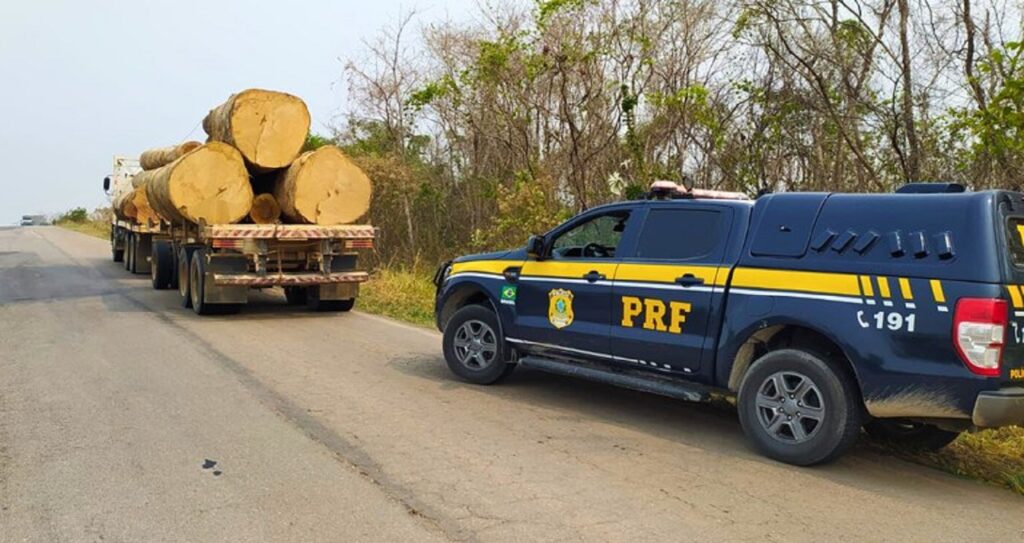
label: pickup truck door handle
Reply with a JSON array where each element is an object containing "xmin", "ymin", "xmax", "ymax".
[
  {"xmin": 583, "ymin": 271, "xmax": 607, "ymax": 283},
  {"xmin": 675, "ymin": 273, "xmax": 705, "ymax": 287}
]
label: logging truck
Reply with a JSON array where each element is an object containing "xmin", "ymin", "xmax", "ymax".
[{"xmin": 103, "ymin": 155, "xmax": 376, "ymax": 315}]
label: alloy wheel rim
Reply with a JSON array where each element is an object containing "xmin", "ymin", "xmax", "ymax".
[
  {"xmin": 453, "ymin": 320, "xmax": 498, "ymax": 370},
  {"xmin": 754, "ymin": 371, "xmax": 826, "ymax": 444}
]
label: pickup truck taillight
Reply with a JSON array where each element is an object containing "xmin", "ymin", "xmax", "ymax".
[{"xmin": 953, "ymin": 298, "xmax": 1007, "ymax": 377}]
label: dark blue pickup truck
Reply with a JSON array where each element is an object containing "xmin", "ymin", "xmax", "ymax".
[{"xmin": 433, "ymin": 183, "xmax": 1024, "ymax": 465}]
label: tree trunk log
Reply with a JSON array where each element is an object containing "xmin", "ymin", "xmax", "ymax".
[
  {"xmin": 273, "ymin": 146, "xmax": 372, "ymax": 225},
  {"xmin": 139, "ymin": 141, "xmax": 202, "ymax": 171},
  {"xmin": 249, "ymin": 194, "xmax": 281, "ymax": 224},
  {"xmin": 145, "ymin": 142, "xmax": 253, "ymax": 225},
  {"xmin": 113, "ymin": 185, "xmax": 159, "ymax": 225},
  {"xmin": 202, "ymin": 89, "xmax": 310, "ymax": 173}
]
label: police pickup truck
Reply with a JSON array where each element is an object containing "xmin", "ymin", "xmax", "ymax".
[{"xmin": 433, "ymin": 181, "xmax": 1024, "ymax": 465}]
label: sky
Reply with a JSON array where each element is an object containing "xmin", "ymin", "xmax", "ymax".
[{"xmin": 0, "ymin": 0, "xmax": 482, "ymax": 224}]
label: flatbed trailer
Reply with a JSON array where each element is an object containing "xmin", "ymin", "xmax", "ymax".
[{"xmin": 110, "ymin": 219, "xmax": 376, "ymax": 315}]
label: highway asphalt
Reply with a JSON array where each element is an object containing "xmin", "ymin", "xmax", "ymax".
[{"xmin": 0, "ymin": 226, "xmax": 1021, "ymax": 542}]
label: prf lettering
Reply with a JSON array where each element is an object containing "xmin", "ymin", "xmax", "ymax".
[{"xmin": 621, "ymin": 296, "xmax": 692, "ymax": 334}]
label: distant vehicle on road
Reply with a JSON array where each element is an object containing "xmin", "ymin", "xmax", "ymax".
[
  {"xmin": 435, "ymin": 181, "xmax": 1024, "ymax": 466},
  {"xmin": 21, "ymin": 215, "xmax": 46, "ymax": 226}
]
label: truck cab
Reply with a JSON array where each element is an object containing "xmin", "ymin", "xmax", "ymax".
[{"xmin": 434, "ymin": 183, "xmax": 1024, "ymax": 465}]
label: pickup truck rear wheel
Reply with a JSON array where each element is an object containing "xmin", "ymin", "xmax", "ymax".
[
  {"xmin": 442, "ymin": 305, "xmax": 515, "ymax": 385},
  {"xmin": 863, "ymin": 419, "xmax": 960, "ymax": 451},
  {"xmin": 738, "ymin": 349, "xmax": 863, "ymax": 466}
]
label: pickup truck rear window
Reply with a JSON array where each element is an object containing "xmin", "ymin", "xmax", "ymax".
[
  {"xmin": 1007, "ymin": 218, "xmax": 1024, "ymax": 267},
  {"xmin": 635, "ymin": 209, "xmax": 722, "ymax": 260}
]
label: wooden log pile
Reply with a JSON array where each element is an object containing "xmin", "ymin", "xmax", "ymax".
[{"xmin": 133, "ymin": 89, "xmax": 373, "ymax": 227}]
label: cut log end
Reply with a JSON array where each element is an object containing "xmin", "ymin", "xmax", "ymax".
[
  {"xmin": 203, "ymin": 89, "xmax": 310, "ymax": 172},
  {"xmin": 146, "ymin": 142, "xmax": 253, "ymax": 225},
  {"xmin": 249, "ymin": 194, "xmax": 281, "ymax": 224},
  {"xmin": 274, "ymin": 146, "xmax": 373, "ymax": 225}
]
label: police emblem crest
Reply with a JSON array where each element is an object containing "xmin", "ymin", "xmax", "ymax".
[{"xmin": 547, "ymin": 288, "xmax": 575, "ymax": 329}]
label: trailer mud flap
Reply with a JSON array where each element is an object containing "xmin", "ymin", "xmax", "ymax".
[{"xmin": 316, "ymin": 282, "xmax": 358, "ymax": 301}]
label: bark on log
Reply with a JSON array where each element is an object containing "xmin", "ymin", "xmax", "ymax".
[
  {"xmin": 249, "ymin": 194, "xmax": 281, "ymax": 224},
  {"xmin": 139, "ymin": 141, "xmax": 202, "ymax": 171},
  {"xmin": 273, "ymin": 146, "xmax": 372, "ymax": 225},
  {"xmin": 113, "ymin": 185, "xmax": 159, "ymax": 225},
  {"xmin": 145, "ymin": 142, "xmax": 253, "ymax": 225},
  {"xmin": 202, "ymin": 89, "xmax": 310, "ymax": 172}
]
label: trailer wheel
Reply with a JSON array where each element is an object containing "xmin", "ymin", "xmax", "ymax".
[
  {"xmin": 189, "ymin": 249, "xmax": 212, "ymax": 315},
  {"xmin": 178, "ymin": 246, "xmax": 193, "ymax": 308},
  {"xmin": 128, "ymin": 234, "xmax": 145, "ymax": 274},
  {"xmin": 305, "ymin": 286, "xmax": 355, "ymax": 312},
  {"xmin": 124, "ymin": 233, "xmax": 134, "ymax": 271},
  {"xmin": 284, "ymin": 287, "xmax": 308, "ymax": 305},
  {"xmin": 151, "ymin": 240, "xmax": 175, "ymax": 290},
  {"xmin": 188, "ymin": 249, "xmax": 241, "ymax": 315},
  {"xmin": 111, "ymin": 228, "xmax": 124, "ymax": 262}
]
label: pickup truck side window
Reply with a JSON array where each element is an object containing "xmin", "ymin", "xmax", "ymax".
[
  {"xmin": 1007, "ymin": 218, "xmax": 1024, "ymax": 267},
  {"xmin": 551, "ymin": 211, "xmax": 630, "ymax": 259},
  {"xmin": 635, "ymin": 209, "xmax": 723, "ymax": 260}
]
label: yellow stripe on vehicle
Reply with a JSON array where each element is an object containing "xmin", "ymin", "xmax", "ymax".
[
  {"xmin": 876, "ymin": 276, "xmax": 892, "ymax": 299},
  {"xmin": 898, "ymin": 277, "xmax": 914, "ymax": 300},
  {"xmin": 520, "ymin": 260, "xmax": 619, "ymax": 278},
  {"xmin": 1017, "ymin": 224, "xmax": 1024, "ymax": 245},
  {"xmin": 614, "ymin": 263, "xmax": 725, "ymax": 286},
  {"xmin": 930, "ymin": 279, "xmax": 946, "ymax": 304},
  {"xmin": 859, "ymin": 275, "xmax": 874, "ymax": 297},
  {"xmin": 450, "ymin": 260, "xmax": 518, "ymax": 276},
  {"xmin": 731, "ymin": 268, "xmax": 861, "ymax": 297},
  {"xmin": 1007, "ymin": 285, "xmax": 1024, "ymax": 308}
]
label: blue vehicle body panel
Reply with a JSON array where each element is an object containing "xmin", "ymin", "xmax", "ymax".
[{"xmin": 436, "ymin": 190, "xmax": 1024, "ymax": 425}]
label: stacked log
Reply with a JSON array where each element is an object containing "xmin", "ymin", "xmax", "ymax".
[
  {"xmin": 249, "ymin": 194, "xmax": 282, "ymax": 224},
  {"xmin": 273, "ymin": 145, "xmax": 372, "ymax": 225},
  {"xmin": 144, "ymin": 142, "xmax": 253, "ymax": 225},
  {"xmin": 113, "ymin": 184, "xmax": 159, "ymax": 225},
  {"xmin": 139, "ymin": 141, "xmax": 202, "ymax": 170},
  {"xmin": 203, "ymin": 89, "xmax": 310, "ymax": 172},
  {"xmin": 132, "ymin": 89, "xmax": 373, "ymax": 227}
]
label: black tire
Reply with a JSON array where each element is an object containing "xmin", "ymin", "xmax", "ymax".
[
  {"xmin": 189, "ymin": 249, "xmax": 241, "ymax": 316},
  {"xmin": 189, "ymin": 249, "xmax": 212, "ymax": 315},
  {"xmin": 442, "ymin": 305, "xmax": 515, "ymax": 385},
  {"xmin": 284, "ymin": 286, "xmax": 308, "ymax": 305},
  {"xmin": 124, "ymin": 233, "xmax": 134, "ymax": 271},
  {"xmin": 178, "ymin": 246, "xmax": 194, "ymax": 308},
  {"xmin": 304, "ymin": 286, "xmax": 355, "ymax": 312},
  {"xmin": 111, "ymin": 229, "xmax": 124, "ymax": 262},
  {"xmin": 150, "ymin": 240, "xmax": 175, "ymax": 290},
  {"xmin": 863, "ymin": 419, "xmax": 961, "ymax": 451},
  {"xmin": 737, "ymin": 349, "xmax": 863, "ymax": 466},
  {"xmin": 128, "ymin": 234, "xmax": 144, "ymax": 274}
]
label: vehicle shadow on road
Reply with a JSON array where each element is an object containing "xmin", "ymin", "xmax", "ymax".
[{"xmin": 386, "ymin": 352, "xmax": 996, "ymax": 501}]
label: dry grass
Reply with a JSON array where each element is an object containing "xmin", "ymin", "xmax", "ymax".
[
  {"xmin": 56, "ymin": 219, "xmax": 109, "ymax": 240},
  {"xmin": 890, "ymin": 426, "xmax": 1024, "ymax": 496},
  {"xmin": 359, "ymin": 267, "xmax": 437, "ymax": 328}
]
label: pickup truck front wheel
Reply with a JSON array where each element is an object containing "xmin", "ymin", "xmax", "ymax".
[
  {"xmin": 443, "ymin": 305, "xmax": 515, "ymax": 385},
  {"xmin": 738, "ymin": 349, "xmax": 863, "ymax": 466}
]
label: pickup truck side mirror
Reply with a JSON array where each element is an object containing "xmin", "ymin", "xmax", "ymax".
[
  {"xmin": 102, "ymin": 176, "xmax": 111, "ymax": 192},
  {"xmin": 526, "ymin": 235, "xmax": 546, "ymax": 260}
]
